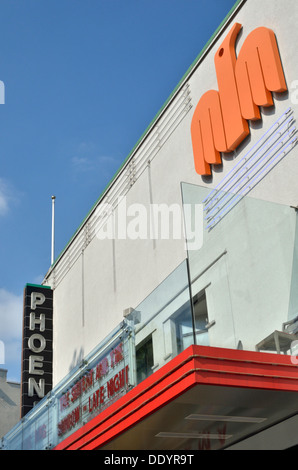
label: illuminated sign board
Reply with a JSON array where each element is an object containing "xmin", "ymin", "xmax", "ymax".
[
  {"xmin": 57, "ymin": 340, "xmax": 129, "ymax": 439},
  {"xmin": 21, "ymin": 284, "xmax": 53, "ymax": 417},
  {"xmin": 191, "ymin": 23, "xmax": 287, "ymax": 176}
]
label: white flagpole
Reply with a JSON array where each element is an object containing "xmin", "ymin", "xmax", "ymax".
[{"xmin": 51, "ymin": 195, "xmax": 56, "ymax": 265}]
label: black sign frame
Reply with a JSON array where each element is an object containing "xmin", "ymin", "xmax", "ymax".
[{"xmin": 21, "ymin": 284, "xmax": 53, "ymax": 418}]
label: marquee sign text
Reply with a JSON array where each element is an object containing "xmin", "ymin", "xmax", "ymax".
[{"xmin": 57, "ymin": 341, "xmax": 129, "ymax": 438}]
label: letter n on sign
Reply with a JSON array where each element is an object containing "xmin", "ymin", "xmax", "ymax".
[{"xmin": 21, "ymin": 284, "xmax": 53, "ymax": 418}]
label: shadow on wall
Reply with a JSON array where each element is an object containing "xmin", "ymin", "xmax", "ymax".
[
  {"xmin": 68, "ymin": 347, "xmax": 85, "ymax": 374},
  {"xmin": 201, "ymin": 88, "xmax": 289, "ymax": 186}
]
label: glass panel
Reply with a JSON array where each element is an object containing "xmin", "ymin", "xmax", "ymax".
[
  {"xmin": 181, "ymin": 181, "xmax": 298, "ymax": 354},
  {"xmin": 128, "ymin": 260, "xmax": 194, "ymax": 373}
]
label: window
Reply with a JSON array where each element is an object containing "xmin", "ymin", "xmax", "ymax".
[
  {"xmin": 175, "ymin": 306, "xmax": 195, "ymax": 353},
  {"xmin": 193, "ymin": 291, "xmax": 209, "ymax": 346},
  {"xmin": 174, "ymin": 291, "xmax": 209, "ymax": 353},
  {"xmin": 136, "ymin": 336, "xmax": 154, "ymax": 384}
]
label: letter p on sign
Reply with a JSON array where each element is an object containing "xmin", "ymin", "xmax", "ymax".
[{"xmin": 31, "ymin": 292, "xmax": 46, "ymax": 310}]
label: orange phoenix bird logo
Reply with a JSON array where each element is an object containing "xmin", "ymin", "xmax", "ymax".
[{"xmin": 191, "ymin": 23, "xmax": 287, "ymax": 176}]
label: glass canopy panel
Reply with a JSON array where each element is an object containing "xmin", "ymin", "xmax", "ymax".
[
  {"xmin": 127, "ymin": 259, "xmax": 194, "ymax": 377},
  {"xmin": 181, "ymin": 181, "xmax": 298, "ymax": 354}
]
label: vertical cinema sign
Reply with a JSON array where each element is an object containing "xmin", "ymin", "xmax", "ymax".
[{"xmin": 21, "ymin": 284, "xmax": 53, "ymax": 417}]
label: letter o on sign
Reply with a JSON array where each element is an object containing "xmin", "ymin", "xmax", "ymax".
[{"xmin": 28, "ymin": 334, "xmax": 46, "ymax": 353}]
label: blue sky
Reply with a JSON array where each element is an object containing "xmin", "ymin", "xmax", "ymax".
[{"xmin": 0, "ymin": 0, "xmax": 237, "ymax": 382}]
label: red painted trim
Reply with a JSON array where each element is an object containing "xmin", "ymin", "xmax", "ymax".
[{"xmin": 54, "ymin": 345, "xmax": 298, "ymax": 450}]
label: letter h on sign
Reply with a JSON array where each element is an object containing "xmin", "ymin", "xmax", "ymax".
[
  {"xmin": 21, "ymin": 284, "xmax": 53, "ymax": 418},
  {"xmin": 191, "ymin": 23, "xmax": 287, "ymax": 175}
]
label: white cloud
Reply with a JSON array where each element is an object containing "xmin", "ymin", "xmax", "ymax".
[
  {"xmin": 0, "ymin": 180, "xmax": 10, "ymax": 216},
  {"xmin": 0, "ymin": 289, "xmax": 23, "ymax": 340},
  {"xmin": 0, "ymin": 178, "xmax": 20, "ymax": 216},
  {"xmin": 70, "ymin": 141, "xmax": 119, "ymax": 176},
  {"xmin": 0, "ymin": 289, "xmax": 23, "ymax": 374},
  {"xmin": 71, "ymin": 156, "xmax": 95, "ymax": 172}
]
